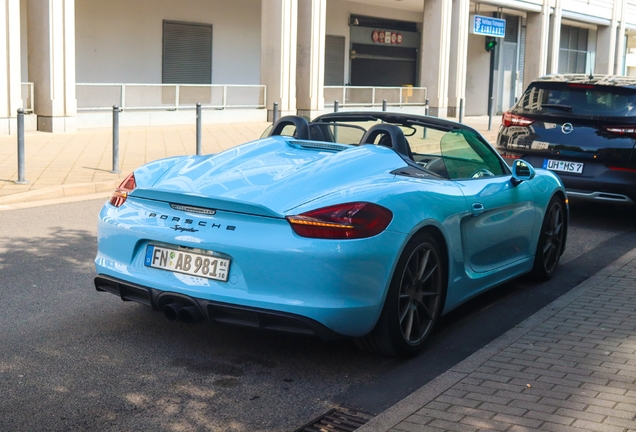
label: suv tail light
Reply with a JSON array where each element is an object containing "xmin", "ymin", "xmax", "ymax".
[
  {"xmin": 609, "ymin": 166, "xmax": 636, "ymax": 172},
  {"xmin": 286, "ymin": 202, "xmax": 393, "ymax": 239},
  {"xmin": 109, "ymin": 173, "xmax": 136, "ymax": 207},
  {"xmin": 605, "ymin": 126, "xmax": 636, "ymax": 137},
  {"xmin": 502, "ymin": 112, "xmax": 535, "ymax": 127}
]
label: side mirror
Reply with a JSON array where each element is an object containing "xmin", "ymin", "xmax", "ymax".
[{"xmin": 511, "ymin": 159, "xmax": 535, "ymax": 186}]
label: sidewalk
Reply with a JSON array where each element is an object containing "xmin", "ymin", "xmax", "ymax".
[
  {"xmin": 359, "ymin": 249, "xmax": 636, "ymax": 432},
  {"xmin": 0, "ymin": 115, "xmax": 500, "ymax": 207},
  {"xmin": 0, "ymin": 121, "xmax": 270, "ymax": 206}
]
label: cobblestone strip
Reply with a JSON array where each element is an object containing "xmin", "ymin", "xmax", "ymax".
[{"xmin": 358, "ymin": 248, "xmax": 636, "ymax": 432}]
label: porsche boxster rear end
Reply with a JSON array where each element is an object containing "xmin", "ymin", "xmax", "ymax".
[{"xmin": 95, "ymin": 137, "xmax": 409, "ymax": 339}]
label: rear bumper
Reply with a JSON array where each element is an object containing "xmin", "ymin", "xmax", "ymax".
[
  {"xmin": 95, "ymin": 199, "xmax": 408, "ymax": 337},
  {"xmin": 95, "ymin": 274, "xmax": 343, "ymax": 340},
  {"xmin": 499, "ymin": 153, "xmax": 636, "ymax": 204}
]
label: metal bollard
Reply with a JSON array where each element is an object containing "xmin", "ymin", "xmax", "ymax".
[
  {"xmin": 15, "ymin": 108, "xmax": 27, "ymax": 184},
  {"xmin": 423, "ymin": 99, "xmax": 430, "ymax": 139},
  {"xmin": 272, "ymin": 102, "xmax": 279, "ymax": 123},
  {"xmin": 111, "ymin": 105, "xmax": 121, "ymax": 174},
  {"xmin": 459, "ymin": 98, "xmax": 464, "ymax": 124},
  {"xmin": 382, "ymin": 99, "xmax": 387, "ymax": 112},
  {"xmin": 196, "ymin": 103, "xmax": 202, "ymax": 156},
  {"xmin": 334, "ymin": 100, "xmax": 339, "ymax": 112}
]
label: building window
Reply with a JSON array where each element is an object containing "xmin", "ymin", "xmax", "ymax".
[
  {"xmin": 163, "ymin": 21, "xmax": 212, "ymax": 84},
  {"xmin": 558, "ymin": 25, "xmax": 588, "ymax": 74}
]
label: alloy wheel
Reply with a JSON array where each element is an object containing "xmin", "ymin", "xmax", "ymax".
[
  {"xmin": 397, "ymin": 243, "xmax": 443, "ymax": 346},
  {"xmin": 541, "ymin": 200, "xmax": 565, "ymax": 273}
]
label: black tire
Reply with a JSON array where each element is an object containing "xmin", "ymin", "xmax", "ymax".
[
  {"xmin": 356, "ymin": 231, "xmax": 446, "ymax": 357},
  {"xmin": 531, "ymin": 196, "xmax": 566, "ymax": 281}
]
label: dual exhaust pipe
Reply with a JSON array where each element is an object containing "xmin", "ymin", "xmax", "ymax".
[{"xmin": 163, "ymin": 302, "xmax": 204, "ymax": 324}]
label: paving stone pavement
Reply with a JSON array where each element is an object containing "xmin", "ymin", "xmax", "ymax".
[
  {"xmin": 0, "ymin": 121, "xmax": 271, "ymax": 205},
  {"xmin": 358, "ymin": 248, "xmax": 636, "ymax": 432}
]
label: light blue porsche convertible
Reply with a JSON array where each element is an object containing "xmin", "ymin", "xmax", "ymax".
[{"xmin": 95, "ymin": 112, "xmax": 567, "ymax": 357}]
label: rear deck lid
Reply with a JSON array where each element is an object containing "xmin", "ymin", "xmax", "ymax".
[{"xmin": 130, "ymin": 136, "xmax": 406, "ymax": 216}]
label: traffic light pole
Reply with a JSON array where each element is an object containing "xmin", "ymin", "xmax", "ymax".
[{"xmin": 487, "ymin": 43, "xmax": 495, "ymax": 131}]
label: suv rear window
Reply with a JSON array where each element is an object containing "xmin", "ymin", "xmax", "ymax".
[{"xmin": 515, "ymin": 83, "xmax": 636, "ymax": 118}]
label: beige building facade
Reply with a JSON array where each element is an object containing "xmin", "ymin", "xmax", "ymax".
[{"xmin": 2, "ymin": 0, "xmax": 636, "ymax": 134}]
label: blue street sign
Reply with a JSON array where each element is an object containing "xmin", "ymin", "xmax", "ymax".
[{"xmin": 472, "ymin": 15, "xmax": 506, "ymax": 38}]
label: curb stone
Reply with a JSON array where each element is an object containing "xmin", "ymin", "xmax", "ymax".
[{"xmin": 0, "ymin": 179, "xmax": 121, "ymax": 206}]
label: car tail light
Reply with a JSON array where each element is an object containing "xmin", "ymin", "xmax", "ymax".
[
  {"xmin": 502, "ymin": 112, "xmax": 535, "ymax": 127},
  {"xmin": 499, "ymin": 152, "xmax": 521, "ymax": 159},
  {"xmin": 605, "ymin": 126, "xmax": 636, "ymax": 136},
  {"xmin": 286, "ymin": 202, "xmax": 393, "ymax": 239},
  {"xmin": 609, "ymin": 166, "xmax": 636, "ymax": 172},
  {"xmin": 109, "ymin": 173, "xmax": 136, "ymax": 207}
]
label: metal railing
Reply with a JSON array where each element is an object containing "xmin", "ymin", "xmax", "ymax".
[
  {"xmin": 324, "ymin": 86, "xmax": 427, "ymax": 107},
  {"xmin": 76, "ymin": 83, "xmax": 267, "ymax": 111},
  {"xmin": 21, "ymin": 82, "xmax": 34, "ymax": 113}
]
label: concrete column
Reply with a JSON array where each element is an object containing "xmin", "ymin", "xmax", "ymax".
[
  {"xmin": 597, "ymin": 24, "xmax": 618, "ymax": 75},
  {"xmin": 27, "ymin": 0, "xmax": 77, "ymax": 132},
  {"xmin": 261, "ymin": 0, "xmax": 298, "ymax": 120},
  {"xmin": 614, "ymin": 0, "xmax": 627, "ymax": 74},
  {"xmin": 0, "ymin": 0, "xmax": 22, "ymax": 135},
  {"xmin": 548, "ymin": 0, "xmax": 562, "ymax": 74},
  {"xmin": 296, "ymin": 0, "xmax": 325, "ymax": 118},
  {"xmin": 419, "ymin": 0, "xmax": 452, "ymax": 118},
  {"xmin": 596, "ymin": 0, "xmax": 621, "ymax": 75},
  {"xmin": 523, "ymin": 1, "xmax": 551, "ymax": 89},
  {"xmin": 447, "ymin": 0, "xmax": 469, "ymax": 119}
]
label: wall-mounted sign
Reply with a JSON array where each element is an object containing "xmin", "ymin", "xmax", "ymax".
[
  {"xmin": 471, "ymin": 15, "xmax": 505, "ymax": 37},
  {"xmin": 371, "ymin": 29, "xmax": 403, "ymax": 45}
]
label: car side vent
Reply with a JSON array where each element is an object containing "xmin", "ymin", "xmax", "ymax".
[{"xmin": 289, "ymin": 141, "xmax": 350, "ymax": 152}]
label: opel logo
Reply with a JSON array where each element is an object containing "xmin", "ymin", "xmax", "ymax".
[{"xmin": 561, "ymin": 123, "xmax": 574, "ymax": 134}]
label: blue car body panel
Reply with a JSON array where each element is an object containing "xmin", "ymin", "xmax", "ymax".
[{"xmin": 95, "ymin": 118, "xmax": 567, "ymax": 338}]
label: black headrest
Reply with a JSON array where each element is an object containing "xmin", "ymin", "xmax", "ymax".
[
  {"xmin": 360, "ymin": 124, "xmax": 411, "ymax": 158},
  {"xmin": 269, "ymin": 115, "xmax": 310, "ymax": 140}
]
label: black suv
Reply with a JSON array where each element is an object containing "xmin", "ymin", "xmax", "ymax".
[{"xmin": 497, "ymin": 74, "xmax": 636, "ymax": 204}]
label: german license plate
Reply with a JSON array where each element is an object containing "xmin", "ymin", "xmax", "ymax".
[
  {"xmin": 543, "ymin": 159, "xmax": 584, "ymax": 174},
  {"xmin": 144, "ymin": 245, "xmax": 230, "ymax": 282}
]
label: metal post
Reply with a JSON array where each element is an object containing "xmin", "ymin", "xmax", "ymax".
[
  {"xmin": 382, "ymin": 99, "xmax": 387, "ymax": 112},
  {"xmin": 334, "ymin": 100, "xmax": 339, "ymax": 112},
  {"xmin": 15, "ymin": 108, "xmax": 27, "ymax": 184},
  {"xmin": 196, "ymin": 103, "xmax": 202, "ymax": 156},
  {"xmin": 111, "ymin": 105, "xmax": 121, "ymax": 174},
  {"xmin": 423, "ymin": 99, "xmax": 430, "ymax": 139},
  {"xmin": 459, "ymin": 98, "xmax": 464, "ymax": 124},
  {"xmin": 272, "ymin": 102, "xmax": 279, "ymax": 123},
  {"xmin": 488, "ymin": 97, "xmax": 493, "ymax": 131}
]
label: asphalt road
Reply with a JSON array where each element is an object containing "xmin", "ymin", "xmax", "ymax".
[{"xmin": 0, "ymin": 198, "xmax": 634, "ymax": 431}]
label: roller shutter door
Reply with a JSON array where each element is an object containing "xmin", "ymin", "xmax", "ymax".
[
  {"xmin": 350, "ymin": 43, "xmax": 416, "ymax": 86},
  {"xmin": 325, "ymin": 35, "xmax": 345, "ymax": 85},
  {"xmin": 163, "ymin": 21, "xmax": 212, "ymax": 84}
]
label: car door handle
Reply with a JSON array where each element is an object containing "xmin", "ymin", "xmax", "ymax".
[{"xmin": 471, "ymin": 202, "xmax": 485, "ymax": 216}]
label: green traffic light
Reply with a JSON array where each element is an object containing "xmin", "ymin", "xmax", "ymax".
[{"xmin": 485, "ymin": 37, "xmax": 497, "ymax": 52}]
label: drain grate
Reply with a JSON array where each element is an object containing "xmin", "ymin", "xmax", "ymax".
[{"xmin": 294, "ymin": 407, "xmax": 375, "ymax": 432}]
